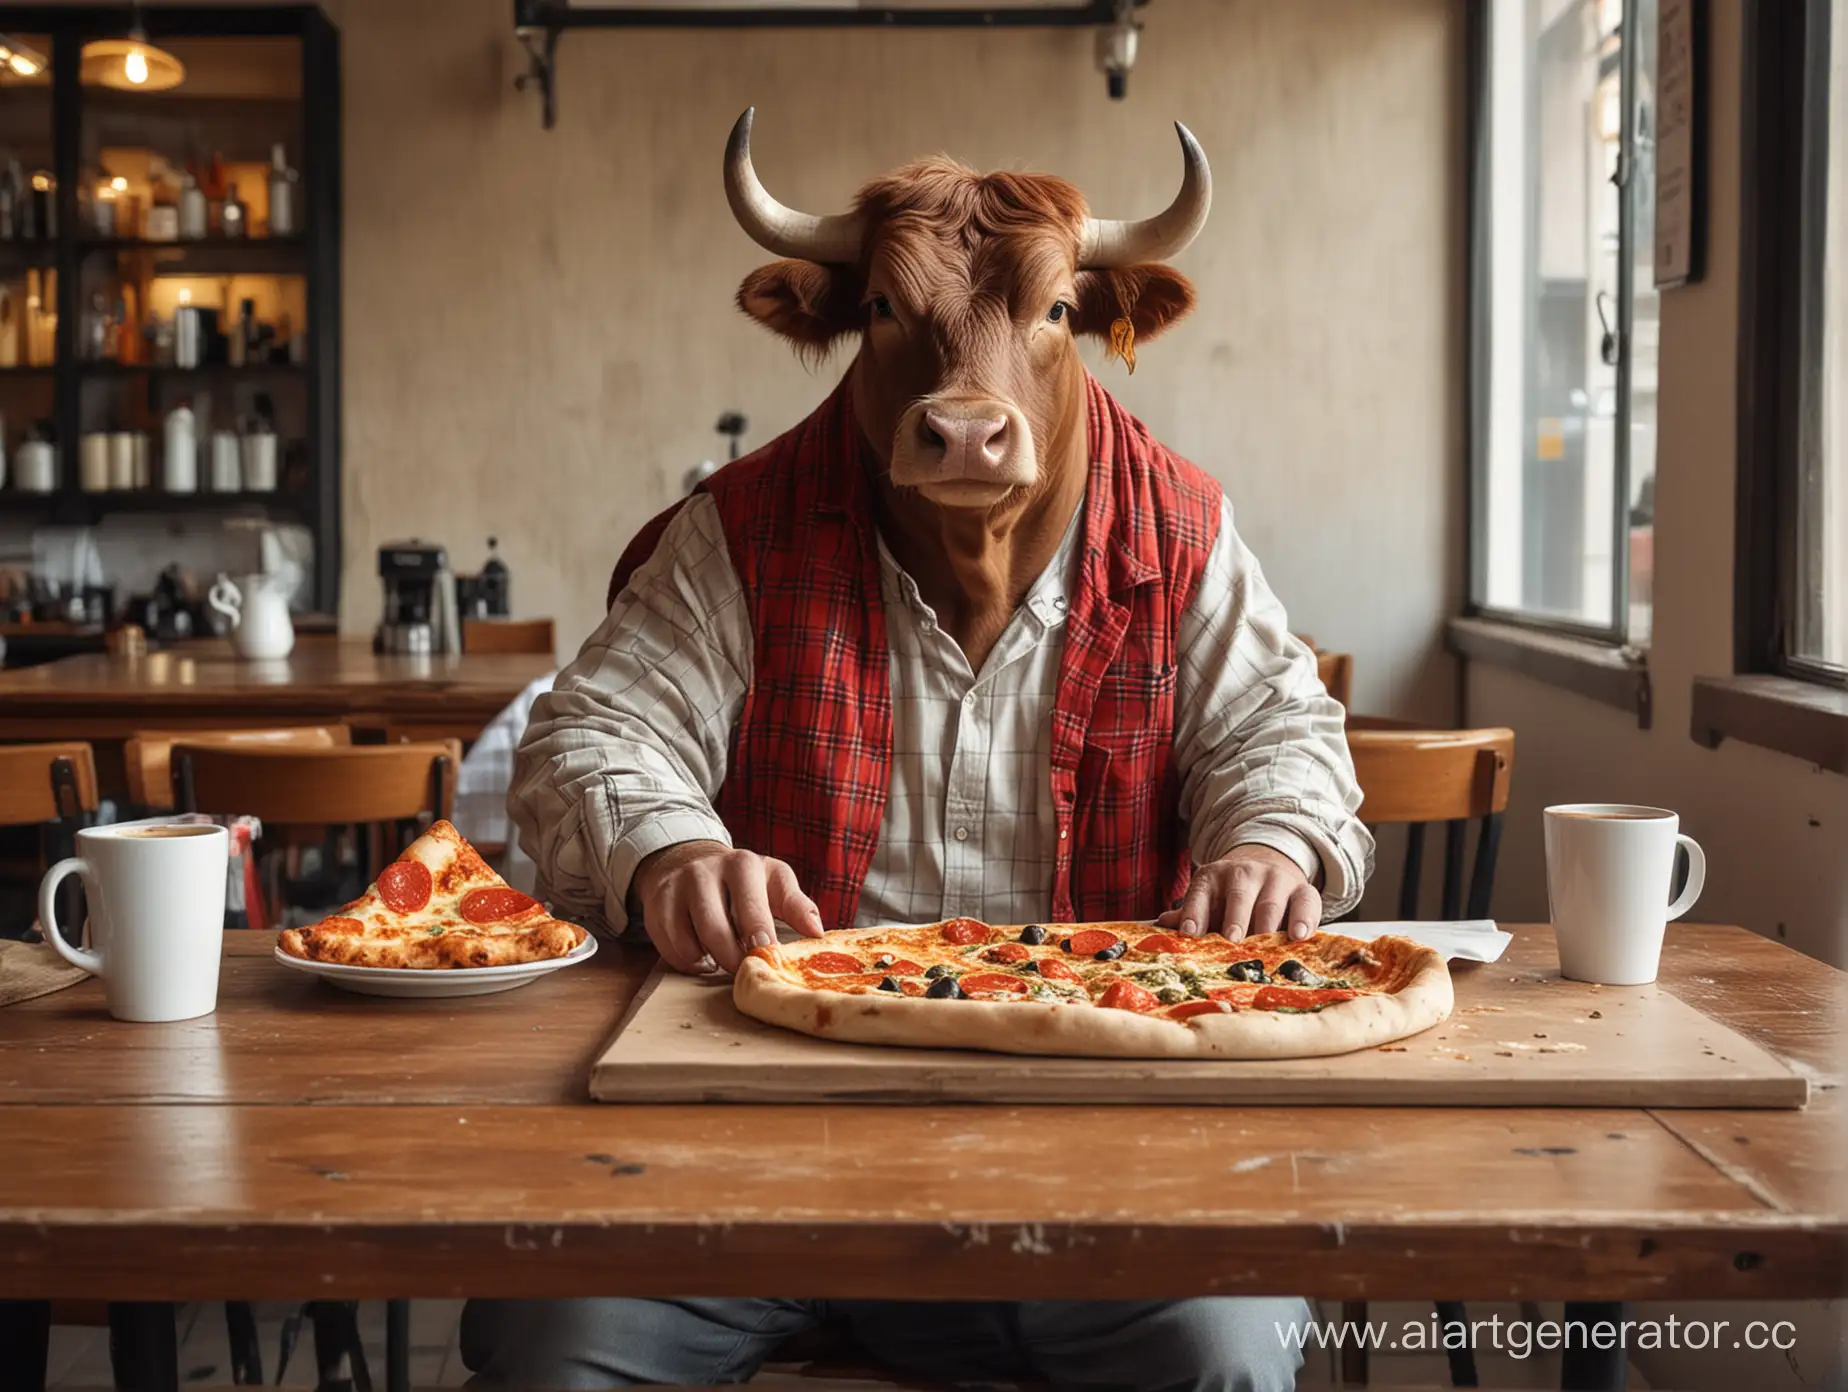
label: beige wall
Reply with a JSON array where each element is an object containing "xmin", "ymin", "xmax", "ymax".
[
  {"xmin": 330, "ymin": 0, "xmax": 1468, "ymax": 720},
  {"xmin": 1461, "ymin": 0, "xmax": 1848, "ymax": 975}
]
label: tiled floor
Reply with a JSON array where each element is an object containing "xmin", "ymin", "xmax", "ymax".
[{"xmin": 45, "ymin": 1298, "xmax": 1631, "ymax": 1388}]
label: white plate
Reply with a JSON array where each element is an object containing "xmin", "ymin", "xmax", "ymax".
[{"xmin": 273, "ymin": 933, "xmax": 598, "ymax": 998}]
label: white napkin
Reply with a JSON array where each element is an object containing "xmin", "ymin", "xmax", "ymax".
[{"xmin": 1335, "ymin": 920, "xmax": 1511, "ymax": 963}]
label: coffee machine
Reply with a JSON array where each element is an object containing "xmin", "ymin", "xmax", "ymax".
[{"xmin": 375, "ymin": 540, "xmax": 460, "ymax": 655}]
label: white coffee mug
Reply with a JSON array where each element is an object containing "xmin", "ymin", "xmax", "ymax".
[
  {"xmin": 1544, "ymin": 803, "xmax": 1706, "ymax": 985},
  {"xmin": 37, "ymin": 823, "xmax": 228, "ymax": 1022}
]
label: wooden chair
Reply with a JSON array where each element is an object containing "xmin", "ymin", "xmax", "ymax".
[
  {"xmin": 1346, "ymin": 719, "xmax": 1514, "ymax": 921},
  {"xmin": 462, "ymin": 616, "xmax": 556, "ymax": 655},
  {"xmin": 172, "ymin": 740, "xmax": 459, "ymax": 828},
  {"xmin": 124, "ymin": 724, "xmax": 352, "ymax": 810},
  {"xmin": 0, "ymin": 742, "xmax": 97, "ymax": 830},
  {"xmin": 1315, "ymin": 651, "xmax": 1354, "ymax": 709},
  {"xmin": 1340, "ymin": 719, "xmax": 1515, "ymax": 1388}
]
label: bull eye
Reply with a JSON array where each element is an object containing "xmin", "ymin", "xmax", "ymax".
[
  {"xmin": 870, "ymin": 294, "xmax": 895, "ymax": 321},
  {"xmin": 1047, "ymin": 301, "xmax": 1070, "ymax": 324}
]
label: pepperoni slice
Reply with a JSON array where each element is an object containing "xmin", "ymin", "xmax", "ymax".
[
  {"xmin": 1169, "ymin": 999, "xmax": 1234, "ymax": 1021},
  {"xmin": 1098, "ymin": 979, "xmax": 1160, "ymax": 1013},
  {"xmin": 1062, "ymin": 928, "xmax": 1120, "ymax": 956},
  {"xmin": 883, "ymin": 958, "xmax": 926, "ymax": 976},
  {"xmin": 940, "ymin": 918, "xmax": 992, "ymax": 945},
  {"xmin": 1136, "ymin": 933, "xmax": 1187, "ymax": 956},
  {"xmin": 308, "ymin": 916, "xmax": 365, "ymax": 935},
  {"xmin": 805, "ymin": 951, "xmax": 866, "ymax": 975},
  {"xmin": 1036, "ymin": 957, "xmax": 1083, "ymax": 984},
  {"xmin": 959, "ymin": 972, "xmax": 1032, "ymax": 996},
  {"xmin": 375, "ymin": 860, "xmax": 433, "ymax": 916},
  {"xmin": 459, "ymin": 886, "xmax": 541, "ymax": 924},
  {"xmin": 899, "ymin": 980, "xmax": 928, "ymax": 997},
  {"xmin": 1253, "ymin": 986, "xmax": 1360, "ymax": 1011},
  {"xmin": 982, "ymin": 943, "xmax": 1031, "ymax": 964}
]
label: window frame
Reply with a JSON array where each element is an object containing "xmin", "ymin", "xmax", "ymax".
[
  {"xmin": 1466, "ymin": 0, "xmax": 1657, "ymax": 648},
  {"xmin": 1734, "ymin": 0, "xmax": 1843, "ymax": 689}
]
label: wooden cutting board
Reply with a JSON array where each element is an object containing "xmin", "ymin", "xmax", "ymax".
[{"xmin": 590, "ymin": 939, "xmax": 1808, "ymax": 1108}]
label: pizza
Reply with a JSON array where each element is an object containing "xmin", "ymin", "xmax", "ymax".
[
  {"xmin": 277, "ymin": 820, "xmax": 588, "ymax": 969},
  {"xmin": 733, "ymin": 919, "xmax": 1451, "ymax": 1059}
]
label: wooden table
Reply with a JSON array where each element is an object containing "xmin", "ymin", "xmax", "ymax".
[
  {"xmin": 0, "ymin": 925, "xmax": 1840, "ymax": 1305},
  {"xmin": 0, "ymin": 640, "xmax": 554, "ymax": 793}
]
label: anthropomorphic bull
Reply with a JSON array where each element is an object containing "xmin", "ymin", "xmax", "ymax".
[{"xmin": 466, "ymin": 110, "xmax": 1373, "ymax": 1390}]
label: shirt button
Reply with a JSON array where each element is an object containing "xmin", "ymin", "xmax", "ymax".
[
  {"xmin": 954, "ymin": 825, "xmax": 971, "ymax": 842},
  {"xmin": 1059, "ymin": 828, "xmax": 1068, "ymax": 840},
  {"xmin": 962, "ymin": 692, "xmax": 975, "ymax": 706},
  {"xmin": 1054, "ymin": 597, "xmax": 1069, "ymax": 612}
]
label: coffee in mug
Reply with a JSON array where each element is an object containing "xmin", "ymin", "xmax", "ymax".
[
  {"xmin": 1543, "ymin": 803, "xmax": 1706, "ymax": 985},
  {"xmin": 37, "ymin": 822, "xmax": 228, "ymax": 1022}
]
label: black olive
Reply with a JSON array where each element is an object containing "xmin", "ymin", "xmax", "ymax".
[
  {"xmin": 1277, "ymin": 959, "xmax": 1308, "ymax": 982},
  {"xmin": 1019, "ymin": 924, "xmax": 1047, "ymax": 945},
  {"xmin": 1061, "ymin": 938, "xmax": 1076, "ymax": 953},
  {"xmin": 1093, "ymin": 942, "xmax": 1128, "ymax": 962},
  {"xmin": 1018, "ymin": 960, "xmax": 1039, "ymax": 975},
  {"xmin": 925, "ymin": 976, "xmax": 964, "ymax": 1000},
  {"xmin": 924, "ymin": 964, "xmax": 957, "ymax": 980},
  {"xmin": 877, "ymin": 976, "xmax": 901, "ymax": 993},
  {"xmin": 1226, "ymin": 959, "xmax": 1267, "ymax": 983}
]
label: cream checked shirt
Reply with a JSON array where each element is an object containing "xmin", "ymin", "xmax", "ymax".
[{"xmin": 511, "ymin": 493, "xmax": 1374, "ymax": 933}]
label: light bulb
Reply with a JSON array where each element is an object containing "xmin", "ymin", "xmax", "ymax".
[
  {"xmin": 177, "ymin": 287, "xmax": 192, "ymax": 305},
  {"xmin": 110, "ymin": 175, "xmax": 127, "ymax": 192},
  {"xmin": 8, "ymin": 53, "xmax": 38, "ymax": 77},
  {"xmin": 124, "ymin": 46, "xmax": 148, "ymax": 85}
]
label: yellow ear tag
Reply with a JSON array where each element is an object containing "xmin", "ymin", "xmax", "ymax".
[{"xmin": 1108, "ymin": 316, "xmax": 1138, "ymax": 375}]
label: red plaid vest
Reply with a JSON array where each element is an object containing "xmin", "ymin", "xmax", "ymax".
[{"xmin": 607, "ymin": 373, "xmax": 1222, "ymax": 929}]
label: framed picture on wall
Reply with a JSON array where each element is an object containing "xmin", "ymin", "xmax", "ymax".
[{"xmin": 1654, "ymin": 0, "xmax": 1707, "ymax": 289}]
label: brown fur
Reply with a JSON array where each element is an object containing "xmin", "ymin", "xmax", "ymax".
[{"xmin": 736, "ymin": 157, "xmax": 1196, "ymax": 672}]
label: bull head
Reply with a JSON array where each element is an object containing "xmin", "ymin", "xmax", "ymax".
[{"xmin": 726, "ymin": 109, "xmax": 1210, "ymax": 510}]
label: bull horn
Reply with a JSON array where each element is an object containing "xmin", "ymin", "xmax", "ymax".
[
  {"xmin": 723, "ymin": 107, "xmax": 865, "ymax": 264},
  {"xmin": 1079, "ymin": 122, "xmax": 1212, "ymax": 266}
]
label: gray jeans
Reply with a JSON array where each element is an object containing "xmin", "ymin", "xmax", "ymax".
[{"xmin": 460, "ymin": 1296, "xmax": 1308, "ymax": 1391}]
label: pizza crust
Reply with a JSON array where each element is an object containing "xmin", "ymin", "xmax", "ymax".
[{"xmin": 733, "ymin": 926, "xmax": 1452, "ymax": 1060}]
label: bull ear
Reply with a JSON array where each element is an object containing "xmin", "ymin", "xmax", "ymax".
[
  {"xmin": 737, "ymin": 259, "xmax": 862, "ymax": 353},
  {"xmin": 1072, "ymin": 264, "xmax": 1196, "ymax": 346}
]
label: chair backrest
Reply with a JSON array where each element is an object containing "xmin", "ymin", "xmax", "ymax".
[
  {"xmin": 173, "ymin": 741, "xmax": 461, "ymax": 825},
  {"xmin": 125, "ymin": 726, "xmax": 353, "ymax": 810},
  {"xmin": 0, "ymin": 743, "xmax": 98, "ymax": 826},
  {"xmin": 463, "ymin": 617, "xmax": 556, "ymax": 656},
  {"xmin": 1316, "ymin": 651, "xmax": 1354, "ymax": 709},
  {"xmin": 1347, "ymin": 724, "xmax": 1515, "ymax": 921}
]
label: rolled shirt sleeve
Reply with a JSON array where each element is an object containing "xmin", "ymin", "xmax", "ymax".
[
  {"xmin": 509, "ymin": 496, "xmax": 751, "ymax": 932},
  {"xmin": 1173, "ymin": 496, "xmax": 1376, "ymax": 918}
]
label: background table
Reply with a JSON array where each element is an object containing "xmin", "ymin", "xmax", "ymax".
[
  {"xmin": 0, "ymin": 640, "xmax": 555, "ymax": 796},
  {"xmin": 0, "ymin": 925, "xmax": 1839, "ymax": 1304}
]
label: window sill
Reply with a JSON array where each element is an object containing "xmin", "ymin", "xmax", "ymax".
[
  {"xmin": 1690, "ymin": 675, "xmax": 1848, "ymax": 775},
  {"xmin": 1446, "ymin": 616, "xmax": 1652, "ymax": 728}
]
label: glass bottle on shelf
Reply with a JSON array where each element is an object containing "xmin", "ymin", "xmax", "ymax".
[
  {"xmin": 481, "ymin": 537, "xmax": 510, "ymax": 617},
  {"xmin": 221, "ymin": 182, "xmax": 247, "ymax": 239},
  {"xmin": 83, "ymin": 292, "xmax": 109, "ymax": 362},
  {"xmin": 178, "ymin": 169, "xmax": 206, "ymax": 240},
  {"xmin": 267, "ymin": 144, "xmax": 298, "ymax": 237},
  {"xmin": 0, "ymin": 161, "xmax": 18, "ymax": 241}
]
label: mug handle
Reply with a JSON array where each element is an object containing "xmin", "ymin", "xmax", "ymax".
[
  {"xmin": 207, "ymin": 574, "xmax": 242, "ymax": 625},
  {"xmin": 1666, "ymin": 834, "xmax": 1707, "ymax": 921},
  {"xmin": 37, "ymin": 857, "xmax": 105, "ymax": 975}
]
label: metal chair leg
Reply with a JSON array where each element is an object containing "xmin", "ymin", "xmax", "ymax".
[
  {"xmin": 107, "ymin": 1302, "xmax": 178, "ymax": 1392},
  {"xmin": 387, "ymin": 1300, "xmax": 411, "ymax": 1392},
  {"xmin": 310, "ymin": 1301, "xmax": 373, "ymax": 1392},
  {"xmin": 223, "ymin": 1300, "xmax": 264, "ymax": 1384},
  {"xmin": 0, "ymin": 1300, "xmax": 51, "ymax": 1392},
  {"xmin": 1560, "ymin": 1301, "xmax": 1627, "ymax": 1390},
  {"xmin": 1434, "ymin": 1300, "xmax": 1477, "ymax": 1387}
]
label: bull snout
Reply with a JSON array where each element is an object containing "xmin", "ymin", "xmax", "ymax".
[
  {"xmin": 890, "ymin": 398, "xmax": 1037, "ymax": 504},
  {"xmin": 922, "ymin": 409, "xmax": 1008, "ymax": 471}
]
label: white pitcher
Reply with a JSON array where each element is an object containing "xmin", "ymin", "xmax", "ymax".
[{"xmin": 209, "ymin": 572, "xmax": 295, "ymax": 660}]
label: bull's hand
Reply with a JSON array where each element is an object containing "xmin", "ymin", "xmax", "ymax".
[
  {"xmin": 1155, "ymin": 845, "xmax": 1324, "ymax": 943},
  {"xmin": 629, "ymin": 840, "xmax": 825, "ymax": 974}
]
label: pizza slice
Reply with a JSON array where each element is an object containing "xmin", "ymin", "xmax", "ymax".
[{"xmin": 278, "ymin": 820, "xmax": 588, "ymax": 969}]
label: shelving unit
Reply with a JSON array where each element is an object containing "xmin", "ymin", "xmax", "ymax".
[{"xmin": 0, "ymin": 6, "xmax": 340, "ymax": 615}]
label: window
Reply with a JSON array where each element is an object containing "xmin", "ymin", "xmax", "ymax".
[
  {"xmin": 1472, "ymin": 0, "xmax": 1659, "ymax": 644},
  {"xmin": 1739, "ymin": 0, "xmax": 1847, "ymax": 686},
  {"xmin": 1796, "ymin": 0, "xmax": 1846, "ymax": 673}
]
